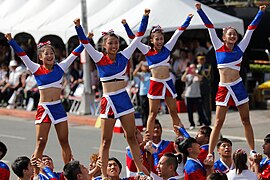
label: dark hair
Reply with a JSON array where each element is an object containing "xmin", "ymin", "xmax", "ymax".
[
  {"xmin": 217, "ymin": 138, "xmax": 232, "ymax": 148},
  {"xmin": 148, "ymin": 25, "xmax": 164, "ymax": 50},
  {"xmin": 108, "ymin": 157, "xmax": 122, "ymax": 173},
  {"xmin": 207, "ymin": 172, "xmax": 228, "ymax": 180},
  {"xmin": 222, "ymin": 27, "xmax": 239, "ymax": 40},
  {"xmin": 233, "ymin": 149, "xmax": 248, "ymax": 174},
  {"xmin": 154, "ymin": 119, "xmax": 162, "ymax": 132},
  {"xmin": 163, "ymin": 153, "xmax": 178, "ymax": 171},
  {"xmin": 0, "ymin": 141, "xmax": 7, "ymax": 159},
  {"xmin": 198, "ymin": 126, "xmax": 212, "ymax": 138},
  {"xmin": 63, "ymin": 160, "xmax": 82, "ymax": 180},
  {"xmin": 178, "ymin": 137, "xmax": 197, "ymax": 156},
  {"xmin": 264, "ymin": 134, "xmax": 270, "ymax": 143},
  {"xmin": 37, "ymin": 44, "xmax": 55, "ymax": 55},
  {"xmin": 102, "ymin": 33, "xmax": 119, "ymax": 54},
  {"xmin": 11, "ymin": 156, "xmax": 31, "ymax": 178}
]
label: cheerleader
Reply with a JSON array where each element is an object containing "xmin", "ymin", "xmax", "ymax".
[
  {"xmin": 195, "ymin": 3, "xmax": 266, "ymax": 162},
  {"xmin": 73, "ymin": 9, "xmax": 150, "ymax": 179}
]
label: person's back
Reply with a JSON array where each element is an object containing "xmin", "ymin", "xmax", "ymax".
[{"xmin": 226, "ymin": 149, "xmax": 257, "ymax": 180}]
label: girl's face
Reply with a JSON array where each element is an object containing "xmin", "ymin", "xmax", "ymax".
[
  {"xmin": 39, "ymin": 47, "xmax": 55, "ymax": 66},
  {"xmin": 151, "ymin": 32, "xmax": 164, "ymax": 51},
  {"xmin": 103, "ymin": 36, "xmax": 119, "ymax": 55},
  {"xmin": 222, "ymin": 28, "xmax": 238, "ymax": 45}
]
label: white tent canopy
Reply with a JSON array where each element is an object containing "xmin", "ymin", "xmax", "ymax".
[
  {"xmin": 0, "ymin": 0, "xmax": 28, "ymax": 19},
  {"xmin": 0, "ymin": 0, "xmax": 244, "ymax": 44},
  {"xmin": 93, "ymin": 0, "xmax": 244, "ymax": 43},
  {"xmin": 0, "ymin": 0, "xmax": 54, "ymax": 32}
]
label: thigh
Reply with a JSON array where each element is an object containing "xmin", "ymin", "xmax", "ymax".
[
  {"xmin": 120, "ymin": 113, "xmax": 136, "ymax": 136},
  {"xmin": 164, "ymin": 96, "xmax": 177, "ymax": 111},
  {"xmin": 35, "ymin": 123, "xmax": 51, "ymax": 141},
  {"xmin": 237, "ymin": 102, "xmax": 250, "ymax": 121},
  {"xmin": 100, "ymin": 118, "xmax": 116, "ymax": 140},
  {"xmin": 149, "ymin": 99, "xmax": 161, "ymax": 113},
  {"xmin": 55, "ymin": 121, "xmax": 69, "ymax": 141}
]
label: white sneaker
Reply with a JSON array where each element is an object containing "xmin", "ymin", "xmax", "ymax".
[
  {"xmin": 189, "ymin": 126, "xmax": 195, "ymax": 130},
  {"xmin": 250, "ymin": 150, "xmax": 257, "ymax": 158},
  {"xmin": 6, "ymin": 104, "xmax": 15, "ymax": 109}
]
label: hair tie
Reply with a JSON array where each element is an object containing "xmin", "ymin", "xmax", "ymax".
[
  {"xmin": 235, "ymin": 148, "xmax": 246, "ymax": 154},
  {"xmin": 152, "ymin": 25, "xmax": 163, "ymax": 33},
  {"xmin": 37, "ymin": 41, "xmax": 51, "ymax": 49},
  {"xmin": 101, "ymin": 29, "xmax": 114, "ymax": 36}
]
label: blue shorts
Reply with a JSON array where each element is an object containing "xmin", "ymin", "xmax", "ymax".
[
  {"xmin": 216, "ymin": 78, "xmax": 249, "ymax": 107},
  {"xmin": 100, "ymin": 88, "xmax": 134, "ymax": 119},
  {"xmin": 36, "ymin": 100, "xmax": 67, "ymax": 124}
]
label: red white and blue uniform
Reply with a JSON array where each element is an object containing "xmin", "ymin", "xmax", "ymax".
[
  {"xmin": 184, "ymin": 157, "xmax": 206, "ymax": 180},
  {"xmin": 151, "ymin": 140, "xmax": 175, "ymax": 174},
  {"xmin": 0, "ymin": 161, "xmax": 10, "ymax": 180},
  {"xmin": 214, "ymin": 159, "xmax": 234, "ymax": 173},
  {"xmin": 75, "ymin": 15, "xmax": 148, "ymax": 119},
  {"xmin": 260, "ymin": 157, "xmax": 270, "ymax": 179},
  {"xmin": 125, "ymin": 146, "xmax": 148, "ymax": 177},
  {"xmin": 124, "ymin": 15, "xmax": 192, "ymax": 99},
  {"xmin": 198, "ymin": 144, "xmax": 209, "ymax": 164},
  {"xmin": 8, "ymin": 39, "xmax": 84, "ymax": 124},
  {"xmin": 197, "ymin": 8, "xmax": 264, "ymax": 107},
  {"xmin": 37, "ymin": 167, "xmax": 63, "ymax": 180}
]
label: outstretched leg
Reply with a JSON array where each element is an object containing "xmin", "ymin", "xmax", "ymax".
[
  {"xmin": 33, "ymin": 123, "xmax": 51, "ymax": 175},
  {"xmin": 237, "ymin": 102, "xmax": 255, "ymax": 151},
  {"xmin": 99, "ymin": 117, "xmax": 116, "ymax": 178},
  {"xmin": 55, "ymin": 121, "xmax": 72, "ymax": 164},
  {"xmin": 121, "ymin": 112, "xmax": 143, "ymax": 172},
  {"xmin": 146, "ymin": 99, "xmax": 161, "ymax": 139},
  {"xmin": 208, "ymin": 105, "xmax": 228, "ymax": 156},
  {"xmin": 165, "ymin": 96, "xmax": 184, "ymax": 135}
]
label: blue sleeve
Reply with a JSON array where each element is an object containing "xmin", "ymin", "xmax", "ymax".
[
  {"xmin": 197, "ymin": 9, "xmax": 214, "ymax": 28},
  {"xmin": 42, "ymin": 167, "xmax": 58, "ymax": 180}
]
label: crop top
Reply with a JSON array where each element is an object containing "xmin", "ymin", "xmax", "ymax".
[
  {"xmin": 8, "ymin": 39, "xmax": 84, "ymax": 89},
  {"xmin": 123, "ymin": 15, "xmax": 192, "ymax": 69},
  {"xmin": 75, "ymin": 15, "xmax": 148, "ymax": 82},
  {"xmin": 197, "ymin": 8, "xmax": 264, "ymax": 71}
]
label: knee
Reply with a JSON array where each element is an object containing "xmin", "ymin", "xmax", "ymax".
[
  {"xmin": 101, "ymin": 137, "xmax": 112, "ymax": 150},
  {"xmin": 58, "ymin": 137, "xmax": 69, "ymax": 147},
  {"xmin": 214, "ymin": 119, "xmax": 224, "ymax": 129},
  {"xmin": 36, "ymin": 136, "xmax": 47, "ymax": 149},
  {"xmin": 125, "ymin": 133, "xmax": 137, "ymax": 144},
  {"xmin": 241, "ymin": 117, "xmax": 251, "ymax": 126},
  {"xmin": 149, "ymin": 111, "xmax": 157, "ymax": 119}
]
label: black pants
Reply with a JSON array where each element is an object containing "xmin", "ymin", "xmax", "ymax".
[
  {"xmin": 139, "ymin": 95, "xmax": 149, "ymax": 127},
  {"xmin": 186, "ymin": 97, "xmax": 209, "ymax": 126}
]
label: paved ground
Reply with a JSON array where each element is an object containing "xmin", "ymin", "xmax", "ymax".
[{"xmin": 1, "ymin": 107, "xmax": 269, "ymax": 151}]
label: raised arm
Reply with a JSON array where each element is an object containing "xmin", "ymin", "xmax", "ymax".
[
  {"xmin": 238, "ymin": 5, "xmax": 266, "ymax": 52},
  {"xmin": 5, "ymin": 33, "xmax": 39, "ymax": 73},
  {"xmin": 121, "ymin": 9, "xmax": 150, "ymax": 59},
  {"xmin": 195, "ymin": 3, "xmax": 223, "ymax": 50},
  {"xmin": 122, "ymin": 9, "xmax": 151, "ymax": 56},
  {"xmin": 165, "ymin": 14, "xmax": 193, "ymax": 51},
  {"xmin": 58, "ymin": 44, "xmax": 84, "ymax": 72},
  {"xmin": 74, "ymin": 18, "xmax": 103, "ymax": 63}
]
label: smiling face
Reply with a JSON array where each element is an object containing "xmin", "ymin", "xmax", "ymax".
[
  {"xmin": 38, "ymin": 46, "xmax": 55, "ymax": 67},
  {"xmin": 103, "ymin": 35, "xmax": 119, "ymax": 56},
  {"xmin": 217, "ymin": 142, "xmax": 232, "ymax": 158},
  {"xmin": 151, "ymin": 32, "xmax": 164, "ymax": 51},
  {"xmin": 222, "ymin": 28, "xmax": 238, "ymax": 45}
]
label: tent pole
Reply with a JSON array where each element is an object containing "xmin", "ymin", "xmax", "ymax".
[{"xmin": 79, "ymin": 0, "xmax": 92, "ymax": 115}]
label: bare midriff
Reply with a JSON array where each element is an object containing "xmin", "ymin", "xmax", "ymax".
[{"xmin": 219, "ymin": 68, "xmax": 240, "ymax": 83}]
